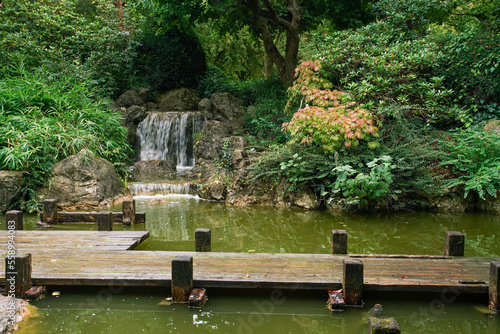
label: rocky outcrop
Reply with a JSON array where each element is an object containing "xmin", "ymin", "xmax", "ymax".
[
  {"xmin": 157, "ymin": 88, "xmax": 200, "ymax": 111},
  {"xmin": 208, "ymin": 93, "xmax": 245, "ymax": 130},
  {"xmin": 131, "ymin": 160, "xmax": 176, "ymax": 181},
  {"xmin": 0, "ymin": 171, "xmax": 23, "ymax": 212},
  {"xmin": 477, "ymin": 192, "xmax": 500, "ymax": 213},
  {"xmin": 116, "ymin": 89, "xmax": 146, "ymax": 108},
  {"xmin": 194, "ymin": 120, "xmax": 233, "ymax": 161},
  {"xmin": 0, "ymin": 295, "xmax": 32, "ymax": 334},
  {"xmin": 37, "ymin": 150, "xmax": 124, "ymax": 208}
]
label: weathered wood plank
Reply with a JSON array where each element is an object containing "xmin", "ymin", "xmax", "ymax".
[
  {"xmin": 55, "ymin": 212, "xmax": 145, "ymax": 224},
  {"xmin": 0, "ymin": 231, "xmax": 149, "ymax": 251}
]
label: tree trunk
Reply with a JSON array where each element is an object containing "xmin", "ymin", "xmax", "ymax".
[
  {"xmin": 264, "ymin": 53, "xmax": 273, "ymax": 79},
  {"xmin": 247, "ymin": 0, "xmax": 302, "ymax": 87}
]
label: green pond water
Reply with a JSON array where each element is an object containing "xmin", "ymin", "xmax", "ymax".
[{"xmin": 4, "ymin": 194, "xmax": 500, "ymax": 333}]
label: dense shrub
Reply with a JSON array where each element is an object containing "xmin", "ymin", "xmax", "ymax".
[
  {"xmin": 0, "ymin": 0, "xmax": 143, "ymax": 97},
  {"xmin": 307, "ymin": 21, "xmax": 455, "ymax": 125},
  {"xmin": 439, "ymin": 128, "xmax": 500, "ymax": 199},
  {"xmin": 0, "ymin": 65, "xmax": 131, "ymax": 211},
  {"xmin": 135, "ymin": 28, "xmax": 207, "ymax": 92},
  {"xmin": 433, "ymin": 29, "xmax": 500, "ymax": 123}
]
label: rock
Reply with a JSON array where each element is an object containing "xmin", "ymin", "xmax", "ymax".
[
  {"xmin": 198, "ymin": 98, "xmax": 212, "ymax": 112},
  {"xmin": 157, "ymin": 88, "xmax": 201, "ymax": 111},
  {"xmin": 198, "ymin": 177, "xmax": 227, "ymax": 201},
  {"xmin": 131, "ymin": 160, "xmax": 176, "ymax": 181},
  {"xmin": 428, "ymin": 191, "xmax": 475, "ymax": 212},
  {"xmin": 0, "ymin": 171, "xmax": 23, "ymax": 212},
  {"xmin": 116, "ymin": 89, "xmax": 145, "ymax": 108},
  {"xmin": 232, "ymin": 149, "xmax": 247, "ymax": 170},
  {"xmin": 210, "ymin": 93, "xmax": 245, "ymax": 128},
  {"xmin": 37, "ymin": 149, "xmax": 124, "ymax": 208},
  {"xmin": 484, "ymin": 119, "xmax": 500, "ymax": 133},
  {"xmin": 124, "ymin": 106, "xmax": 147, "ymax": 125},
  {"xmin": 146, "ymin": 102, "xmax": 158, "ymax": 111},
  {"xmin": 0, "ymin": 295, "xmax": 33, "ymax": 333},
  {"xmin": 293, "ymin": 188, "xmax": 318, "ymax": 209},
  {"xmin": 368, "ymin": 317, "xmax": 401, "ymax": 334},
  {"xmin": 194, "ymin": 120, "xmax": 232, "ymax": 161},
  {"xmin": 477, "ymin": 192, "xmax": 500, "ymax": 214},
  {"xmin": 135, "ymin": 87, "xmax": 150, "ymax": 104}
]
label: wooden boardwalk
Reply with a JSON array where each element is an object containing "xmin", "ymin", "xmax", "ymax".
[
  {"xmin": 1, "ymin": 230, "xmax": 498, "ymax": 294},
  {"xmin": 0, "ymin": 231, "xmax": 149, "ymax": 252}
]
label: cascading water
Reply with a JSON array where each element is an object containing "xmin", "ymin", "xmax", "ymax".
[
  {"xmin": 137, "ymin": 111, "xmax": 204, "ymax": 168},
  {"xmin": 132, "ymin": 111, "xmax": 204, "ymax": 199},
  {"xmin": 128, "ymin": 182, "xmax": 195, "ymax": 197}
]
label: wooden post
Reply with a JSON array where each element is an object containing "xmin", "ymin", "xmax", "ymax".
[
  {"xmin": 122, "ymin": 199, "xmax": 135, "ymax": 225},
  {"xmin": 171, "ymin": 256, "xmax": 193, "ymax": 303},
  {"xmin": 369, "ymin": 317, "xmax": 401, "ymax": 334},
  {"xmin": 6, "ymin": 210, "xmax": 23, "ymax": 230},
  {"xmin": 444, "ymin": 231, "xmax": 464, "ymax": 256},
  {"xmin": 96, "ymin": 211, "xmax": 113, "ymax": 231},
  {"xmin": 490, "ymin": 261, "xmax": 500, "ymax": 312},
  {"xmin": 195, "ymin": 228, "xmax": 211, "ymax": 252},
  {"xmin": 343, "ymin": 259, "xmax": 363, "ymax": 307},
  {"xmin": 331, "ymin": 230, "xmax": 347, "ymax": 254},
  {"xmin": 42, "ymin": 199, "xmax": 58, "ymax": 224},
  {"xmin": 5, "ymin": 252, "xmax": 32, "ymax": 298}
]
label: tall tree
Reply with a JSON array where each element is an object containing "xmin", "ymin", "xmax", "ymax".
[{"xmin": 135, "ymin": 0, "xmax": 373, "ymax": 86}]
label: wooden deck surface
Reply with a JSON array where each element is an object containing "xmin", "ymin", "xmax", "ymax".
[
  {"xmin": 1, "ymin": 229, "xmax": 498, "ymax": 294},
  {"xmin": 0, "ymin": 230, "xmax": 149, "ymax": 252}
]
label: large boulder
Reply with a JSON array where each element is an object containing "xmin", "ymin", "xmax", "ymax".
[
  {"xmin": 0, "ymin": 171, "xmax": 23, "ymax": 212},
  {"xmin": 194, "ymin": 120, "xmax": 232, "ymax": 161},
  {"xmin": 209, "ymin": 93, "xmax": 245, "ymax": 129},
  {"xmin": 157, "ymin": 88, "xmax": 201, "ymax": 111},
  {"xmin": 116, "ymin": 89, "xmax": 146, "ymax": 108},
  {"xmin": 37, "ymin": 150, "xmax": 124, "ymax": 208}
]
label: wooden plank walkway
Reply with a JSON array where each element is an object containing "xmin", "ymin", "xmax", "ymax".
[
  {"xmin": 1, "ymin": 240, "xmax": 498, "ymax": 294},
  {"xmin": 0, "ymin": 231, "xmax": 150, "ymax": 252}
]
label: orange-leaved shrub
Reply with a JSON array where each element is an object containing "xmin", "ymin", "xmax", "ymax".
[{"xmin": 283, "ymin": 60, "xmax": 380, "ymax": 152}]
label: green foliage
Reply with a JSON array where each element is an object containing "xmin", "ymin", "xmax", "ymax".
[
  {"xmin": 0, "ymin": 0, "xmax": 143, "ymax": 97},
  {"xmin": 214, "ymin": 139, "xmax": 233, "ymax": 171},
  {"xmin": 196, "ymin": 20, "xmax": 265, "ymax": 81},
  {"xmin": 0, "ymin": 64, "xmax": 131, "ymax": 211},
  {"xmin": 243, "ymin": 80, "xmax": 290, "ymax": 147},
  {"xmin": 439, "ymin": 128, "xmax": 500, "ymax": 199},
  {"xmin": 332, "ymin": 156, "xmax": 398, "ymax": 207},
  {"xmin": 373, "ymin": 0, "xmax": 456, "ymax": 36},
  {"xmin": 308, "ymin": 21, "xmax": 456, "ymax": 124},
  {"xmin": 135, "ymin": 28, "xmax": 207, "ymax": 92},
  {"xmin": 432, "ymin": 29, "xmax": 500, "ymax": 123}
]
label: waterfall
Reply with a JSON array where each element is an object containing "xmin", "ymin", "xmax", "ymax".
[
  {"xmin": 137, "ymin": 112, "xmax": 204, "ymax": 168},
  {"xmin": 128, "ymin": 182, "xmax": 196, "ymax": 197}
]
